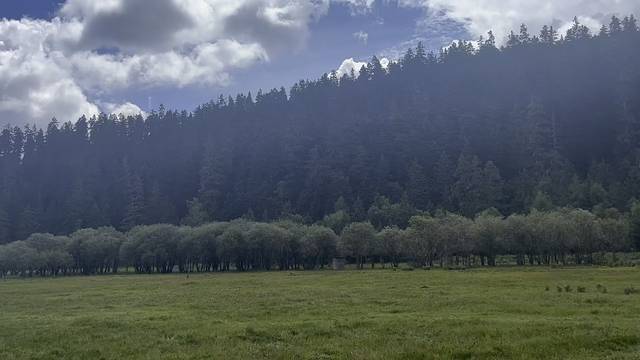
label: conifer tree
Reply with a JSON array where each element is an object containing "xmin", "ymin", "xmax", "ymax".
[{"xmin": 122, "ymin": 167, "xmax": 145, "ymax": 230}]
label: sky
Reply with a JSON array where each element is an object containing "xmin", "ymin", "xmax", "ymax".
[{"xmin": 1, "ymin": 0, "xmax": 639, "ymax": 127}]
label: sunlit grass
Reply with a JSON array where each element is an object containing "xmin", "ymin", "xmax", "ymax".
[{"xmin": 0, "ymin": 267, "xmax": 639, "ymax": 359}]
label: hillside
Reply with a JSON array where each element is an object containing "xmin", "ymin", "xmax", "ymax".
[{"xmin": 1, "ymin": 16, "xmax": 640, "ymax": 240}]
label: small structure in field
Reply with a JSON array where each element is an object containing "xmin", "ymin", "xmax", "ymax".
[{"xmin": 332, "ymin": 257, "xmax": 346, "ymax": 270}]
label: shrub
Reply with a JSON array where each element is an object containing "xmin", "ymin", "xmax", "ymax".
[
  {"xmin": 624, "ymin": 287, "xmax": 638, "ymax": 295},
  {"xmin": 577, "ymin": 286, "xmax": 586, "ymax": 293}
]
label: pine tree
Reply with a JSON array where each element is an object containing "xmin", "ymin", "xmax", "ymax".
[
  {"xmin": 67, "ymin": 179, "xmax": 104, "ymax": 230},
  {"xmin": 122, "ymin": 166, "xmax": 145, "ymax": 230},
  {"xmin": 527, "ymin": 100, "xmax": 557, "ymax": 161},
  {"xmin": 599, "ymin": 24, "xmax": 609, "ymax": 37},
  {"xmin": 146, "ymin": 181, "xmax": 176, "ymax": 224},
  {"xmin": 415, "ymin": 42, "xmax": 427, "ymax": 64},
  {"xmin": 199, "ymin": 142, "xmax": 228, "ymax": 220},
  {"xmin": 451, "ymin": 154, "xmax": 484, "ymax": 216},
  {"xmin": 519, "ymin": 24, "xmax": 531, "ymax": 44},
  {"xmin": 16, "ymin": 206, "xmax": 39, "ymax": 241},
  {"xmin": 610, "ymin": 16, "xmax": 623, "ymax": 34},
  {"xmin": 623, "ymin": 15, "xmax": 638, "ymax": 33},
  {"xmin": 540, "ymin": 25, "xmax": 557, "ymax": 44},
  {"xmin": 433, "ymin": 152, "xmax": 454, "ymax": 209},
  {"xmin": 479, "ymin": 31, "xmax": 498, "ymax": 53},
  {"xmin": 74, "ymin": 116, "xmax": 89, "ymax": 143},
  {"xmin": 480, "ymin": 161, "xmax": 504, "ymax": 211},
  {"xmin": 531, "ymin": 191, "xmax": 554, "ymax": 212},
  {"xmin": 507, "ymin": 31, "xmax": 521, "ymax": 47},
  {"xmin": 0, "ymin": 206, "xmax": 10, "ymax": 244},
  {"xmin": 368, "ymin": 56, "xmax": 385, "ymax": 80},
  {"xmin": 407, "ymin": 160, "xmax": 431, "ymax": 210},
  {"xmin": 566, "ymin": 17, "xmax": 591, "ymax": 41},
  {"xmin": 334, "ymin": 197, "xmax": 348, "ymax": 212},
  {"xmin": 352, "ymin": 197, "xmax": 366, "ymax": 222},
  {"xmin": 181, "ymin": 198, "xmax": 210, "ymax": 226},
  {"xmin": 629, "ymin": 200, "xmax": 640, "ymax": 251},
  {"xmin": 402, "ymin": 47, "xmax": 415, "ymax": 66}
]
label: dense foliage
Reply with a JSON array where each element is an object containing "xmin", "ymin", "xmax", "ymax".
[
  {"xmin": 0, "ymin": 206, "xmax": 635, "ymax": 277},
  {"xmin": 1, "ymin": 16, "xmax": 640, "ymax": 243}
]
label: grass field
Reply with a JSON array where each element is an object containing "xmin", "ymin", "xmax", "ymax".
[{"xmin": 1, "ymin": 267, "xmax": 639, "ymax": 359}]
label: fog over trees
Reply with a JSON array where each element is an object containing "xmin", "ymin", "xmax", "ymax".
[{"xmin": 1, "ymin": 16, "xmax": 640, "ymax": 273}]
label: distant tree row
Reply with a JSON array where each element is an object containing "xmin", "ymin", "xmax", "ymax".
[
  {"xmin": 1, "ymin": 15, "xmax": 640, "ymax": 242},
  {"xmin": 1, "ymin": 203, "xmax": 638, "ymax": 277}
]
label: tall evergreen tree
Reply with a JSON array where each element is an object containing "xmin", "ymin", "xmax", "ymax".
[
  {"xmin": 199, "ymin": 142, "xmax": 228, "ymax": 220},
  {"xmin": 122, "ymin": 167, "xmax": 145, "ymax": 230}
]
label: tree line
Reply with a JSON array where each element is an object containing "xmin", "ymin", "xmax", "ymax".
[
  {"xmin": 0, "ymin": 203, "xmax": 637, "ymax": 277},
  {"xmin": 1, "ymin": 16, "xmax": 640, "ymax": 243}
]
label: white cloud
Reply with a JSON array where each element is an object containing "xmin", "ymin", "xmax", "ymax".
[
  {"xmin": 336, "ymin": 56, "xmax": 389, "ymax": 78},
  {"xmin": 424, "ymin": 0, "xmax": 640, "ymax": 44},
  {"xmin": 353, "ymin": 30, "xmax": 369, "ymax": 44},
  {"xmin": 68, "ymin": 40, "xmax": 268, "ymax": 91},
  {"xmin": 103, "ymin": 102, "xmax": 146, "ymax": 117},
  {"xmin": 0, "ymin": 0, "xmax": 332, "ymax": 127},
  {"xmin": 344, "ymin": 0, "xmax": 640, "ymax": 46},
  {"xmin": 336, "ymin": 58, "xmax": 367, "ymax": 78},
  {"xmin": 0, "ymin": 19, "xmax": 99, "ymax": 125}
]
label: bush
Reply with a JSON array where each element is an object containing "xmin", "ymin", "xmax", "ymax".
[
  {"xmin": 624, "ymin": 287, "xmax": 638, "ymax": 295},
  {"xmin": 577, "ymin": 286, "xmax": 586, "ymax": 293}
]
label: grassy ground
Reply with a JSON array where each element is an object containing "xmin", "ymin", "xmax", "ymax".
[{"xmin": 0, "ymin": 267, "xmax": 639, "ymax": 359}]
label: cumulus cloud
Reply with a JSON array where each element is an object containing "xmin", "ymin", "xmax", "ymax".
[
  {"xmin": 63, "ymin": 0, "xmax": 195, "ymax": 52},
  {"xmin": 424, "ymin": 0, "xmax": 640, "ymax": 44},
  {"xmin": 336, "ymin": 56, "xmax": 389, "ymax": 78},
  {"xmin": 342, "ymin": 0, "xmax": 640, "ymax": 46},
  {"xmin": 103, "ymin": 102, "xmax": 146, "ymax": 117},
  {"xmin": 224, "ymin": 0, "xmax": 329, "ymax": 54},
  {"xmin": 0, "ymin": 19, "xmax": 99, "ymax": 125},
  {"xmin": 336, "ymin": 58, "xmax": 367, "ymax": 78},
  {"xmin": 68, "ymin": 40, "xmax": 267, "ymax": 91},
  {"xmin": 0, "ymin": 0, "xmax": 332, "ymax": 127}
]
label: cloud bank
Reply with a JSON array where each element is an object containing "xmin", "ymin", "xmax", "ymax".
[
  {"xmin": 0, "ymin": 0, "xmax": 332, "ymax": 126},
  {"xmin": 424, "ymin": 0, "xmax": 640, "ymax": 43}
]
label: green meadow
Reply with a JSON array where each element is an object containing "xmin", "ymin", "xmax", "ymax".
[{"xmin": 1, "ymin": 267, "xmax": 639, "ymax": 359}]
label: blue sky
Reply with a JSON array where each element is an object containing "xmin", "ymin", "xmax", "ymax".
[
  {"xmin": 118, "ymin": 2, "xmax": 442, "ymax": 113},
  {"xmin": 1, "ymin": 0, "xmax": 638, "ymax": 127},
  {"xmin": 1, "ymin": 1, "xmax": 60, "ymax": 19}
]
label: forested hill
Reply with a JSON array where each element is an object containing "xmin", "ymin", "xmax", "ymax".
[{"xmin": 1, "ymin": 16, "xmax": 640, "ymax": 241}]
